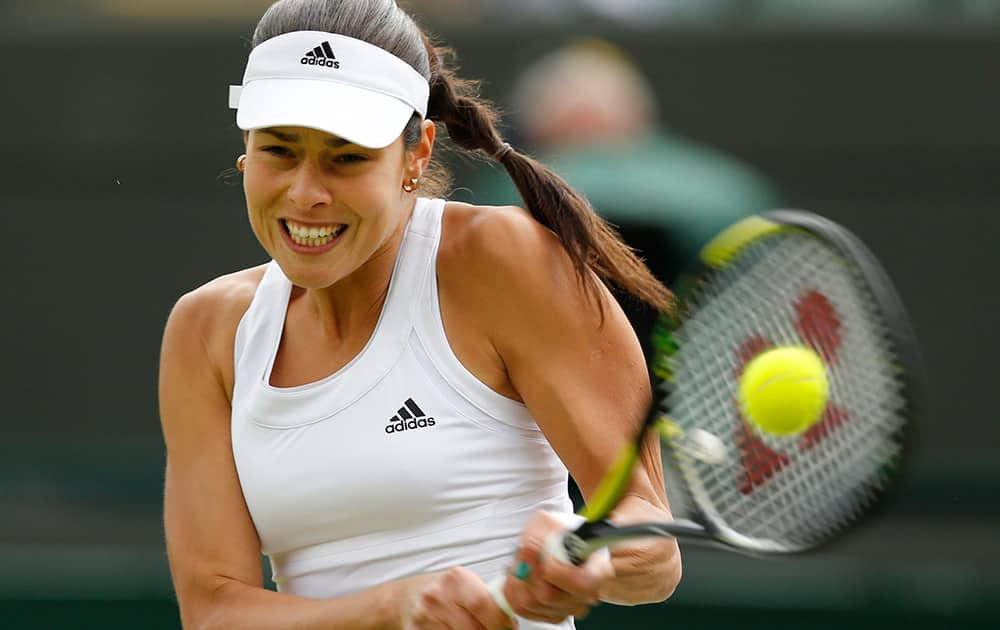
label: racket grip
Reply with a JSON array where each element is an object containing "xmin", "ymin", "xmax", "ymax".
[
  {"xmin": 486, "ymin": 575, "xmax": 515, "ymax": 620},
  {"xmin": 486, "ymin": 532, "xmax": 573, "ymax": 621},
  {"xmin": 485, "ymin": 536, "xmax": 572, "ymax": 623},
  {"xmin": 543, "ymin": 531, "xmax": 575, "ymax": 564},
  {"xmin": 486, "ymin": 513, "xmax": 610, "ymax": 619},
  {"xmin": 487, "ymin": 532, "xmax": 610, "ymax": 620}
]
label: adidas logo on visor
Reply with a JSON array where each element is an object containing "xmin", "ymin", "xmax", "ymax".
[
  {"xmin": 385, "ymin": 398, "xmax": 436, "ymax": 434},
  {"xmin": 301, "ymin": 41, "xmax": 340, "ymax": 68}
]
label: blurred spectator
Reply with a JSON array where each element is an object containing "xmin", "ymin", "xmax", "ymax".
[{"xmin": 469, "ymin": 38, "xmax": 782, "ymax": 359}]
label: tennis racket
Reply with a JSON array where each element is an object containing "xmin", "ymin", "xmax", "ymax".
[{"xmin": 490, "ymin": 209, "xmax": 921, "ymax": 612}]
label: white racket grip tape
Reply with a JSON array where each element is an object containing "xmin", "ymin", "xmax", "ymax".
[
  {"xmin": 486, "ymin": 575, "xmax": 516, "ymax": 621},
  {"xmin": 542, "ymin": 530, "xmax": 574, "ymax": 563},
  {"xmin": 486, "ymin": 512, "xmax": 609, "ymax": 622}
]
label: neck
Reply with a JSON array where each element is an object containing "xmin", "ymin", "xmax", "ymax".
[{"xmin": 296, "ymin": 202, "xmax": 413, "ymax": 342}]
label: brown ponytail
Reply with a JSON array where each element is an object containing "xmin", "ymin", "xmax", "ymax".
[
  {"xmin": 250, "ymin": 0, "xmax": 671, "ymax": 313},
  {"xmin": 421, "ymin": 40, "xmax": 672, "ymax": 314}
]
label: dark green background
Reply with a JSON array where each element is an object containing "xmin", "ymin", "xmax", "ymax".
[{"xmin": 1, "ymin": 8, "xmax": 998, "ymax": 630}]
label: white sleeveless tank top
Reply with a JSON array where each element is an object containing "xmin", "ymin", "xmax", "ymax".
[{"xmin": 232, "ymin": 198, "xmax": 576, "ymax": 629}]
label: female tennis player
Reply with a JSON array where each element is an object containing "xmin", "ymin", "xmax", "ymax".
[{"xmin": 159, "ymin": 1, "xmax": 680, "ymax": 628}]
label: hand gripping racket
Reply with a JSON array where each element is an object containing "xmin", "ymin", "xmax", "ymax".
[{"xmin": 490, "ymin": 209, "xmax": 922, "ymax": 614}]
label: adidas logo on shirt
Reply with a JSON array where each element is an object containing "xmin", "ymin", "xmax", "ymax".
[
  {"xmin": 385, "ymin": 398, "xmax": 436, "ymax": 434},
  {"xmin": 301, "ymin": 41, "xmax": 340, "ymax": 68}
]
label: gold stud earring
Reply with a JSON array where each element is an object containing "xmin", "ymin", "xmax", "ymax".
[
  {"xmin": 236, "ymin": 155, "xmax": 247, "ymax": 172},
  {"xmin": 402, "ymin": 177, "xmax": 419, "ymax": 193}
]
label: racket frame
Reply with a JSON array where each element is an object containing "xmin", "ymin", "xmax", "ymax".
[{"xmin": 560, "ymin": 209, "xmax": 924, "ymax": 561}]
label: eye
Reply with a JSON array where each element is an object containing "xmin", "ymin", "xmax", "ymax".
[
  {"xmin": 335, "ymin": 153, "xmax": 369, "ymax": 164},
  {"xmin": 261, "ymin": 145, "xmax": 294, "ymax": 158}
]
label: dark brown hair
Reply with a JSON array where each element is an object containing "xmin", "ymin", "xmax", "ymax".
[{"xmin": 251, "ymin": 0, "xmax": 672, "ymax": 312}]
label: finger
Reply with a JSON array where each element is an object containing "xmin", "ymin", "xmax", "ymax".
[
  {"xmin": 516, "ymin": 542, "xmax": 605, "ymax": 608},
  {"xmin": 458, "ymin": 602, "xmax": 515, "ymax": 630},
  {"xmin": 504, "ymin": 510, "xmax": 615, "ymax": 623},
  {"xmin": 406, "ymin": 597, "xmax": 446, "ymax": 630},
  {"xmin": 505, "ymin": 513, "xmax": 566, "ymax": 599},
  {"xmin": 536, "ymin": 546, "xmax": 615, "ymax": 603},
  {"xmin": 513, "ymin": 512, "xmax": 569, "ymax": 570},
  {"xmin": 417, "ymin": 569, "xmax": 490, "ymax": 630},
  {"xmin": 423, "ymin": 604, "xmax": 486, "ymax": 630},
  {"xmin": 456, "ymin": 578, "xmax": 518, "ymax": 630},
  {"xmin": 502, "ymin": 573, "xmax": 577, "ymax": 624},
  {"xmin": 442, "ymin": 567, "xmax": 516, "ymax": 630}
]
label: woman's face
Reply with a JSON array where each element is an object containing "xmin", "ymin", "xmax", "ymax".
[{"xmin": 242, "ymin": 124, "xmax": 430, "ymax": 290}]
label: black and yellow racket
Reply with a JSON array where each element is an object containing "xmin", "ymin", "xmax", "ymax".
[{"xmin": 493, "ymin": 209, "xmax": 921, "ymax": 604}]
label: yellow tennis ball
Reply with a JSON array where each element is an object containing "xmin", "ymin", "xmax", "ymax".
[{"xmin": 738, "ymin": 346, "xmax": 829, "ymax": 436}]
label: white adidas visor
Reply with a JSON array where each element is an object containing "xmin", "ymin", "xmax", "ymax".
[{"xmin": 229, "ymin": 31, "xmax": 429, "ymax": 149}]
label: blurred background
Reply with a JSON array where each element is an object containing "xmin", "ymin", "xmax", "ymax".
[{"xmin": 1, "ymin": 0, "xmax": 998, "ymax": 628}]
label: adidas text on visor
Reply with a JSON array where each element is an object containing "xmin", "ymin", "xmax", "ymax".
[{"xmin": 229, "ymin": 31, "xmax": 430, "ymax": 149}]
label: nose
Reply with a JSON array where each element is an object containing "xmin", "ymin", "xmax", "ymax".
[{"xmin": 286, "ymin": 159, "xmax": 334, "ymax": 211}]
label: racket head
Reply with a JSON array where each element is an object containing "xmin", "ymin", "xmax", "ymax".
[{"xmin": 652, "ymin": 209, "xmax": 923, "ymax": 555}]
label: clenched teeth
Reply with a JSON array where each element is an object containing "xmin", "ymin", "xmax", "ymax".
[{"xmin": 284, "ymin": 219, "xmax": 347, "ymax": 247}]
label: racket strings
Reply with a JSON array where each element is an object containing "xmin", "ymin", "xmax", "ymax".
[{"xmin": 663, "ymin": 232, "xmax": 907, "ymax": 550}]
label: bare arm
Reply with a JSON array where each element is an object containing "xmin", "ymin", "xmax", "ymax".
[
  {"xmin": 442, "ymin": 206, "xmax": 681, "ymax": 607},
  {"xmin": 160, "ymin": 285, "xmax": 506, "ymax": 630}
]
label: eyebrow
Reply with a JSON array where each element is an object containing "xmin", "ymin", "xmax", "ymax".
[{"xmin": 258, "ymin": 128, "xmax": 355, "ymax": 148}]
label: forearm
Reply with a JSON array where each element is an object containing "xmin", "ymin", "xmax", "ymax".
[{"xmin": 183, "ymin": 575, "xmax": 421, "ymax": 630}]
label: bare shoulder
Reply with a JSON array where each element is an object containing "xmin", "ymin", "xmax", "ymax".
[
  {"xmin": 169, "ymin": 265, "xmax": 267, "ymax": 336},
  {"xmin": 441, "ymin": 201, "xmax": 558, "ymax": 251},
  {"xmin": 437, "ymin": 201, "xmax": 622, "ymax": 355},
  {"xmin": 162, "ymin": 264, "xmax": 269, "ymax": 393},
  {"xmin": 435, "ymin": 202, "xmax": 602, "ymax": 399},
  {"xmin": 439, "ymin": 201, "xmax": 575, "ymax": 294}
]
